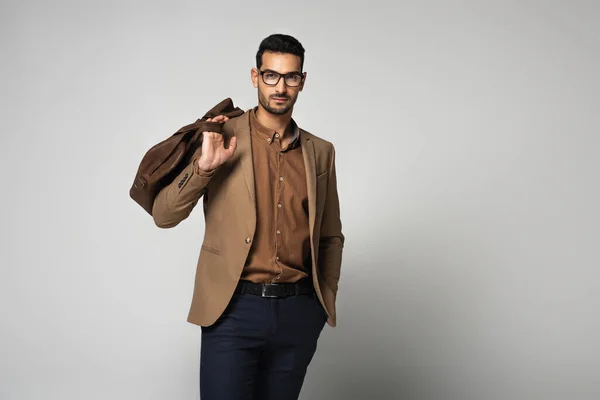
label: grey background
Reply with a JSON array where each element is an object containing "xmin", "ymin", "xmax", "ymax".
[{"xmin": 1, "ymin": 1, "xmax": 599, "ymax": 399}]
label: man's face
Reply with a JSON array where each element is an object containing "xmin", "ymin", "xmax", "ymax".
[{"xmin": 251, "ymin": 51, "xmax": 306, "ymax": 116}]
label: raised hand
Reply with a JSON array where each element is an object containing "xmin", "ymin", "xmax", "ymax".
[{"xmin": 195, "ymin": 115, "xmax": 237, "ymax": 173}]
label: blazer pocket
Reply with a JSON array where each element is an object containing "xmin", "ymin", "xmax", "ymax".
[{"xmin": 201, "ymin": 245, "xmax": 221, "ymax": 256}]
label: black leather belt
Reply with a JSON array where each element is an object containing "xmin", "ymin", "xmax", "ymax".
[{"xmin": 235, "ymin": 278, "xmax": 314, "ymax": 298}]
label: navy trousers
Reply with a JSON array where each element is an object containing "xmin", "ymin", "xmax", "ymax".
[{"xmin": 200, "ymin": 289, "xmax": 328, "ymax": 400}]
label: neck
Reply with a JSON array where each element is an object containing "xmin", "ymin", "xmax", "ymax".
[{"xmin": 256, "ymin": 105, "xmax": 293, "ymax": 136}]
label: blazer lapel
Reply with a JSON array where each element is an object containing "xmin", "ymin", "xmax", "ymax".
[
  {"xmin": 232, "ymin": 112, "xmax": 256, "ymax": 205},
  {"xmin": 301, "ymin": 131, "xmax": 317, "ymax": 237}
]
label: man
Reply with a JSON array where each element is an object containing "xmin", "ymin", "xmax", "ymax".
[{"xmin": 152, "ymin": 33, "xmax": 344, "ymax": 400}]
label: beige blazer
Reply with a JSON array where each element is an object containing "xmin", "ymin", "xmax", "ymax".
[{"xmin": 152, "ymin": 110, "xmax": 344, "ymax": 327}]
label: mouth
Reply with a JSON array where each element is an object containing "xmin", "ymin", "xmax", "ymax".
[{"xmin": 272, "ymin": 97, "xmax": 288, "ymax": 103}]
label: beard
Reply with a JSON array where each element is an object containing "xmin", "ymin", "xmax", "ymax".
[{"xmin": 258, "ymin": 91, "xmax": 297, "ymax": 115}]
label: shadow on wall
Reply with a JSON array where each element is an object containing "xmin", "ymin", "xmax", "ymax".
[{"xmin": 302, "ymin": 234, "xmax": 488, "ymax": 400}]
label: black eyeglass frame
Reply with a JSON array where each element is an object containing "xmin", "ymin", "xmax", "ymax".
[{"xmin": 258, "ymin": 69, "xmax": 305, "ymax": 87}]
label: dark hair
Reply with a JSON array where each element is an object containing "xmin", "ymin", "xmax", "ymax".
[{"xmin": 256, "ymin": 34, "xmax": 305, "ymax": 71}]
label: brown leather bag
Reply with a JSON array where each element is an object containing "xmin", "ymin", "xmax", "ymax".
[{"xmin": 129, "ymin": 97, "xmax": 244, "ymax": 215}]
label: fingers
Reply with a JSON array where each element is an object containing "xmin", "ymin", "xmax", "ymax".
[
  {"xmin": 202, "ymin": 130, "xmax": 221, "ymax": 140},
  {"xmin": 207, "ymin": 115, "xmax": 229, "ymax": 123},
  {"xmin": 226, "ymin": 136, "xmax": 237, "ymax": 155},
  {"xmin": 203, "ymin": 115, "xmax": 229, "ymax": 134}
]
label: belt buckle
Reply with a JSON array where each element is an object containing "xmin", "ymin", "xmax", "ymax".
[{"xmin": 261, "ymin": 284, "xmax": 280, "ymax": 298}]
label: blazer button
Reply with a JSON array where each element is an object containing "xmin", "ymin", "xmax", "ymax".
[{"xmin": 245, "ymin": 237, "xmax": 251, "ymax": 244}]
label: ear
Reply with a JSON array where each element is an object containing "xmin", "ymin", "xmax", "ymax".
[
  {"xmin": 299, "ymin": 72, "xmax": 307, "ymax": 92},
  {"xmin": 251, "ymin": 68, "xmax": 259, "ymax": 88}
]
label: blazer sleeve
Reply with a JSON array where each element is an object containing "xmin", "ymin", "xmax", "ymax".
[
  {"xmin": 151, "ymin": 158, "xmax": 214, "ymax": 228},
  {"xmin": 318, "ymin": 143, "xmax": 345, "ymax": 295}
]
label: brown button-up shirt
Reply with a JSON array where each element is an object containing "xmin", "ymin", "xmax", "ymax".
[{"xmin": 239, "ymin": 107, "xmax": 311, "ymax": 284}]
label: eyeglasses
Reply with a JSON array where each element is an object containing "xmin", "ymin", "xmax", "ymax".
[{"xmin": 258, "ymin": 69, "xmax": 304, "ymax": 87}]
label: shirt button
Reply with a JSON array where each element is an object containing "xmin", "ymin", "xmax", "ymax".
[
  {"xmin": 276, "ymin": 256, "xmax": 280, "ymax": 261},
  {"xmin": 267, "ymin": 138, "xmax": 272, "ymax": 143},
  {"xmin": 279, "ymin": 176, "xmax": 283, "ymax": 182},
  {"xmin": 245, "ymin": 237, "xmax": 251, "ymax": 244},
  {"xmin": 277, "ymin": 203, "xmax": 282, "ymax": 208},
  {"xmin": 279, "ymin": 152, "xmax": 283, "ymax": 156},
  {"xmin": 276, "ymin": 275, "xmax": 281, "ymax": 280},
  {"xmin": 275, "ymin": 133, "xmax": 280, "ymax": 138},
  {"xmin": 276, "ymin": 230, "xmax": 281, "ymax": 235}
]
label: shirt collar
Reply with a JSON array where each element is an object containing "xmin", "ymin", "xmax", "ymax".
[{"xmin": 250, "ymin": 107, "xmax": 300, "ymax": 146}]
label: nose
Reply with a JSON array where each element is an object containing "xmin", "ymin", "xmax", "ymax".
[{"xmin": 275, "ymin": 77, "xmax": 287, "ymax": 94}]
